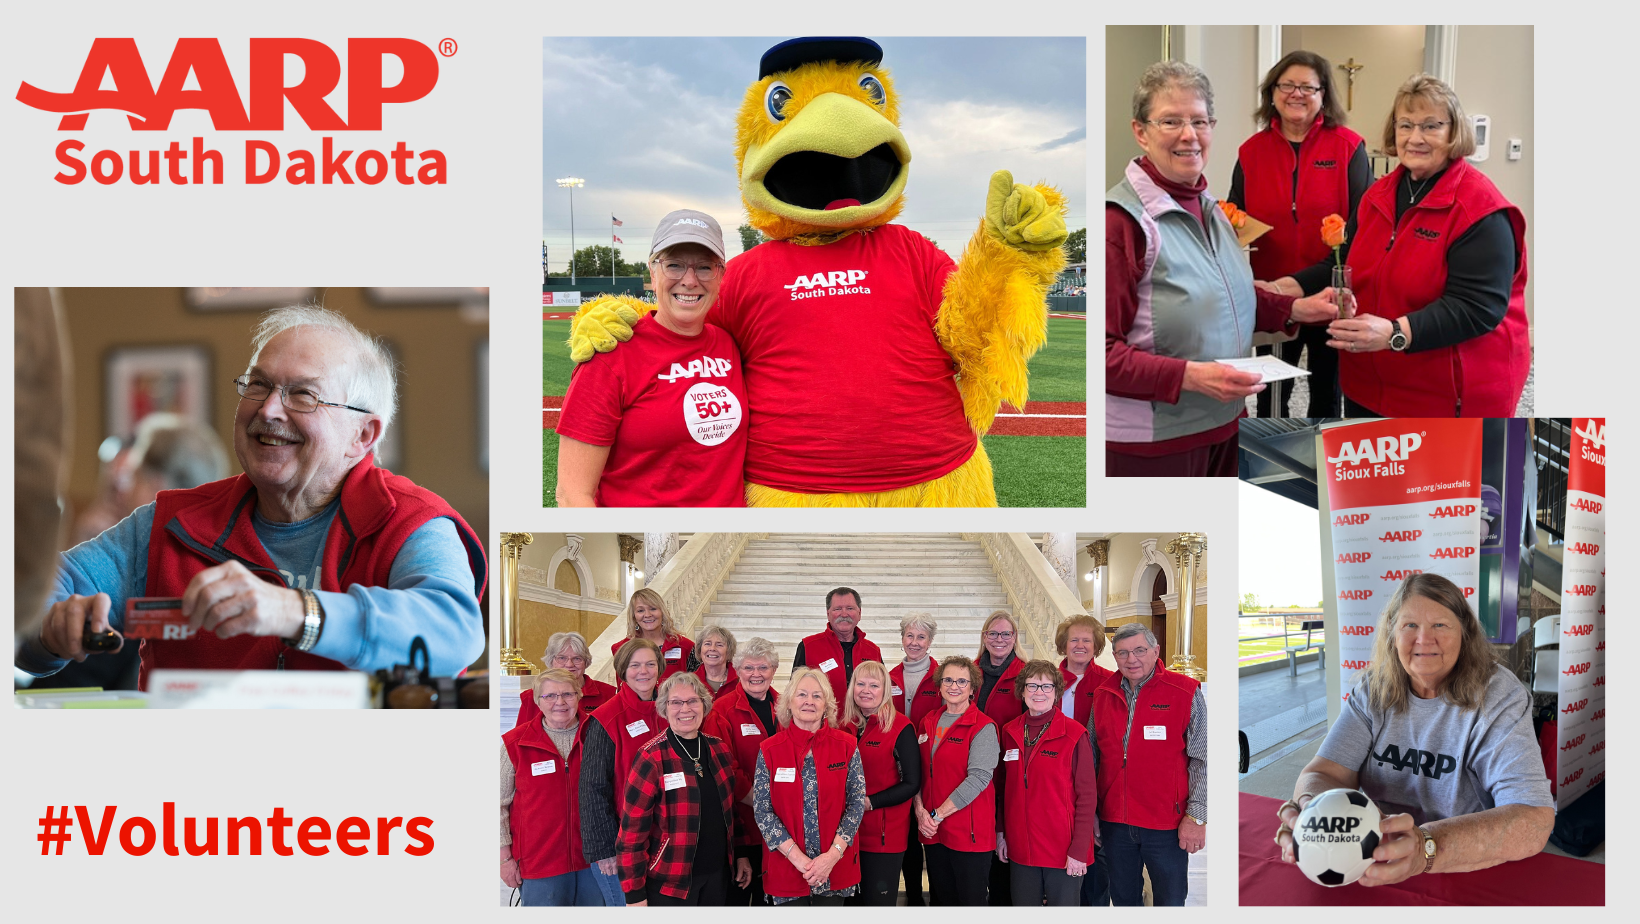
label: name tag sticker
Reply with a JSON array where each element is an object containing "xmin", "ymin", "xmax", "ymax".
[
  {"xmin": 1002, "ymin": 748, "xmax": 1020, "ymax": 762},
  {"xmin": 818, "ymin": 658, "xmax": 839, "ymax": 673},
  {"xmin": 774, "ymin": 767, "xmax": 797, "ymax": 783},
  {"xmin": 891, "ymin": 685, "xmax": 903, "ymax": 696},
  {"xmin": 917, "ymin": 734, "xmax": 929, "ymax": 744},
  {"xmin": 665, "ymin": 647, "xmax": 682, "ymax": 659},
  {"xmin": 740, "ymin": 723, "xmax": 762, "ymax": 736},
  {"xmin": 663, "ymin": 772, "xmax": 687, "ymax": 791},
  {"xmin": 626, "ymin": 719, "xmax": 651, "ymax": 737},
  {"xmin": 531, "ymin": 760, "xmax": 556, "ymax": 776},
  {"xmin": 1144, "ymin": 725, "xmax": 1166, "ymax": 740}
]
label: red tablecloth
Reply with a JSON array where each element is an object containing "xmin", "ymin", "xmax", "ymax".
[{"xmin": 1239, "ymin": 792, "xmax": 1604, "ymax": 905}]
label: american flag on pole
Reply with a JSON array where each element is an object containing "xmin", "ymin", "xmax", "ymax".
[{"xmin": 611, "ymin": 215, "xmax": 624, "ymax": 227}]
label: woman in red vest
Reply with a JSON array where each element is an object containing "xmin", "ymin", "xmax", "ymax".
[
  {"xmin": 693, "ymin": 624, "xmax": 740, "ymax": 700},
  {"xmin": 753, "ymin": 667, "xmax": 868, "ymax": 905},
  {"xmin": 914, "ymin": 655, "xmax": 1000, "ymax": 906},
  {"xmin": 1056, "ymin": 615, "xmax": 1112, "ymax": 727},
  {"xmin": 975, "ymin": 611, "xmax": 1026, "ymax": 903},
  {"xmin": 617, "ymin": 672, "xmax": 737, "ymax": 905},
  {"xmin": 578, "ymin": 638, "xmax": 663, "ymax": 906},
  {"xmin": 1272, "ymin": 74, "xmax": 1530, "ymax": 417},
  {"xmin": 994, "ymin": 660, "xmax": 1098, "ymax": 905},
  {"xmin": 502, "ymin": 669, "xmax": 600, "ymax": 904},
  {"xmin": 841, "ymin": 660, "xmax": 920, "ymax": 905},
  {"xmin": 1229, "ymin": 50, "xmax": 1369, "ymax": 418},
  {"xmin": 610, "ymin": 588, "xmax": 693, "ymax": 678},
  {"xmin": 516, "ymin": 631, "xmax": 615, "ymax": 727},
  {"xmin": 700, "ymin": 636, "xmax": 782, "ymax": 906},
  {"xmin": 888, "ymin": 612, "xmax": 940, "ymax": 905}
]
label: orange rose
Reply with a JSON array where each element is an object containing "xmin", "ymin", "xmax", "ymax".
[
  {"xmin": 1321, "ymin": 214, "xmax": 1347, "ymax": 249},
  {"xmin": 1220, "ymin": 202, "xmax": 1247, "ymax": 230}
]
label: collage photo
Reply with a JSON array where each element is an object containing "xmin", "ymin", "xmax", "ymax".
[{"xmin": 3, "ymin": 10, "xmax": 1614, "ymax": 921}]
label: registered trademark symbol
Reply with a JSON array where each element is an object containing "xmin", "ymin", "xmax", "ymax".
[{"xmin": 438, "ymin": 38, "xmax": 458, "ymax": 57}]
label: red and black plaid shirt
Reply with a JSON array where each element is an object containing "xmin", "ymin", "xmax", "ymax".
[{"xmin": 617, "ymin": 730, "xmax": 736, "ymax": 901}]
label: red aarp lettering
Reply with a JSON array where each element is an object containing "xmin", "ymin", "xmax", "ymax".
[
  {"xmin": 1338, "ymin": 589, "xmax": 1372, "ymax": 601},
  {"xmin": 1379, "ymin": 530, "xmax": 1422, "ymax": 542},
  {"xmin": 1429, "ymin": 504, "xmax": 1477, "ymax": 519},
  {"xmin": 1379, "ymin": 569, "xmax": 1421, "ymax": 581},
  {"xmin": 1339, "ymin": 625, "xmax": 1374, "ymax": 636},
  {"xmin": 1559, "ymin": 734, "xmax": 1585, "ymax": 751},
  {"xmin": 1334, "ymin": 513, "xmax": 1370, "ymax": 526},
  {"xmin": 1561, "ymin": 698, "xmax": 1588, "ymax": 714},
  {"xmin": 1563, "ymin": 662, "xmax": 1590, "ymax": 676},
  {"xmin": 1336, "ymin": 552, "xmax": 1371, "ymax": 564},
  {"xmin": 1568, "ymin": 542, "xmax": 1601, "ymax": 556},
  {"xmin": 1429, "ymin": 546, "xmax": 1476, "ymax": 560}
]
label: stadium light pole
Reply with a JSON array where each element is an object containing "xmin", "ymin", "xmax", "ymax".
[{"xmin": 556, "ymin": 176, "xmax": 585, "ymax": 284}]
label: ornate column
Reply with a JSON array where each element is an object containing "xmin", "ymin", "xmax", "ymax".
[
  {"xmin": 1041, "ymin": 532, "xmax": 1078, "ymax": 597},
  {"xmin": 498, "ymin": 533, "xmax": 536, "ymax": 676},
  {"xmin": 1085, "ymin": 539, "xmax": 1110, "ymax": 624},
  {"xmin": 1165, "ymin": 533, "xmax": 1208, "ymax": 681},
  {"xmin": 644, "ymin": 532, "xmax": 679, "ymax": 583}
]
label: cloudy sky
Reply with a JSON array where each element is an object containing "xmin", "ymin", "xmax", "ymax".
[
  {"xmin": 542, "ymin": 37, "xmax": 1086, "ymax": 270},
  {"xmin": 1239, "ymin": 481, "xmax": 1324, "ymax": 609}
]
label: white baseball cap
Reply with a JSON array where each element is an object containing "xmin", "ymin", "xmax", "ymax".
[{"xmin": 650, "ymin": 209, "xmax": 727, "ymax": 262}]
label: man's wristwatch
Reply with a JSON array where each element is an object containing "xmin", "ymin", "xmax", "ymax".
[
  {"xmin": 1419, "ymin": 826, "xmax": 1437, "ymax": 873},
  {"xmin": 1388, "ymin": 321, "xmax": 1410, "ymax": 352},
  {"xmin": 287, "ymin": 589, "xmax": 324, "ymax": 652},
  {"xmin": 1184, "ymin": 813, "xmax": 1205, "ymax": 826}
]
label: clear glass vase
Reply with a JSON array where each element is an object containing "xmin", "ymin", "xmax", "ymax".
[{"xmin": 1332, "ymin": 264, "xmax": 1355, "ymax": 319}]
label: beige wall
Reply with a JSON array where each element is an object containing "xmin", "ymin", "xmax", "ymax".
[
  {"xmin": 1449, "ymin": 25, "xmax": 1534, "ymax": 325},
  {"xmin": 1105, "ymin": 26, "xmax": 1166, "ymax": 192},
  {"xmin": 1283, "ymin": 24, "xmax": 1426, "ymax": 164},
  {"xmin": 56, "ymin": 287, "xmax": 489, "ymax": 546},
  {"xmin": 518, "ymin": 533, "xmax": 624, "ymax": 603},
  {"xmin": 514, "ymin": 533, "xmax": 629, "ymax": 669}
]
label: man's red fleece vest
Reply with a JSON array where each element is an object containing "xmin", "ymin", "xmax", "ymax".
[
  {"xmin": 1092, "ymin": 665, "xmax": 1198, "ymax": 831},
  {"xmin": 141, "ymin": 461, "xmax": 485, "ymax": 689},
  {"xmin": 1237, "ymin": 118, "xmax": 1365, "ymax": 279},
  {"xmin": 1343, "ymin": 158, "xmax": 1529, "ymax": 416},
  {"xmin": 800, "ymin": 625, "xmax": 882, "ymax": 702}
]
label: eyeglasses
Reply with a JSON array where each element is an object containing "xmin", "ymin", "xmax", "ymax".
[
  {"xmin": 538, "ymin": 692, "xmax": 580, "ymax": 704},
  {"xmin": 665, "ymin": 698, "xmax": 704, "ymax": 709},
  {"xmin": 1145, "ymin": 118, "xmax": 1217, "ymax": 134},
  {"xmin": 984, "ymin": 631, "xmax": 1015, "ymax": 641},
  {"xmin": 940, "ymin": 677, "xmax": 971, "ymax": 687},
  {"xmin": 234, "ymin": 376, "xmax": 371, "ymax": 415},
  {"xmin": 1022, "ymin": 683, "xmax": 1057, "ymax": 694},
  {"xmin": 550, "ymin": 655, "xmax": 589, "ymax": 667},
  {"xmin": 1275, "ymin": 82, "xmax": 1322, "ymax": 97},
  {"xmin": 1395, "ymin": 120, "xmax": 1450, "ymax": 136},
  {"xmin": 1113, "ymin": 647, "xmax": 1151, "ymax": 661},
  {"xmin": 653, "ymin": 261, "xmax": 720, "ymax": 282}
]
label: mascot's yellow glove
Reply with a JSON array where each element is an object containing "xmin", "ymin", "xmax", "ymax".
[
  {"xmin": 984, "ymin": 169, "xmax": 1068, "ymax": 252},
  {"xmin": 566, "ymin": 297, "xmax": 646, "ymax": 364}
]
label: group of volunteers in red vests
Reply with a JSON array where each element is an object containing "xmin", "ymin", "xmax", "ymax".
[{"xmin": 502, "ymin": 588, "xmax": 1207, "ymax": 906}]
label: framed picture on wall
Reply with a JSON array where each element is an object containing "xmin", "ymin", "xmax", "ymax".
[
  {"xmin": 184, "ymin": 287, "xmax": 315, "ymax": 311},
  {"xmin": 104, "ymin": 345, "xmax": 212, "ymax": 441}
]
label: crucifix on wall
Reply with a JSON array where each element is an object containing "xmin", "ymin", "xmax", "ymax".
[{"xmin": 1338, "ymin": 57, "xmax": 1365, "ymax": 110}]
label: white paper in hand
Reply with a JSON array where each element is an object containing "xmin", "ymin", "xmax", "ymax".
[{"xmin": 1216, "ymin": 355, "xmax": 1309, "ymax": 383}]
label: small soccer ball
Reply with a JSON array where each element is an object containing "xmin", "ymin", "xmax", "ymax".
[{"xmin": 1292, "ymin": 788, "xmax": 1381, "ymax": 887}]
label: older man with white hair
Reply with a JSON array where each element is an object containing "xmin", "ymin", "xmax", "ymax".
[
  {"xmin": 1087, "ymin": 622, "xmax": 1206, "ymax": 906},
  {"xmin": 18, "ymin": 306, "xmax": 486, "ymax": 687}
]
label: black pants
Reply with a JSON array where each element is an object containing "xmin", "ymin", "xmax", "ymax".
[
  {"xmin": 1081, "ymin": 841, "xmax": 1111, "ymax": 906},
  {"xmin": 779, "ymin": 895, "xmax": 845, "ymax": 906},
  {"xmin": 725, "ymin": 846, "xmax": 764, "ymax": 907},
  {"xmin": 645, "ymin": 872, "xmax": 727, "ymax": 906},
  {"xmin": 901, "ymin": 836, "xmax": 926, "ymax": 905},
  {"xmin": 1011, "ymin": 863, "xmax": 1081, "ymax": 906},
  {"xmin": 924, "ymin": 843, "xmax": 990, "ymax": 906},
  {"xmin": 1343, "ymin": 395, "xmax": 1382, "ymax": 418},
  {"xmin": 1255, "ymin": 329, "xmax": 1339, "ymax": 417},
  {"xmin": 988, "ymin": 855, "xmax": 1013, "ymax": 905},
  {"xmin": 846, "ymin": 850, "xmax": 905, "ymax": 906}
]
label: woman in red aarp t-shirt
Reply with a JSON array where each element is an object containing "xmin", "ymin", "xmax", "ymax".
[{"xmin": 556, "ymin": 209, "xmax": 749, "ymax": 507}]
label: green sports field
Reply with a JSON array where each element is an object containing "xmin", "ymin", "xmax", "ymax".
[{"xmin": 543, "ymin": 315, "xmax": 1084, "ymax": 507}]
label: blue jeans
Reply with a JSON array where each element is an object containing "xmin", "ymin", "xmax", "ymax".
[
  {"xmin": 590, "ymin": 860, "xmax": 626, "ymax": 906},
  {"xmin": 1081, "ymin": 840, "xmax": 1110, "ymax": 906},
  {"xmin": 1101, "ymin": 821, "xmax": 1188, "ymax": 906},
  {"xmin": 521, "ymin": 867, "xmax": 606, "ymax": 906}
]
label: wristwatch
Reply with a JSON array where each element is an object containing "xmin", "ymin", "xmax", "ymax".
[
  {"xmin": 1388, "ymin": 321, "xmax": 1410, "ymax": 352},
  {"xmin": 929, "ymin": 809, "xmax": 940, "ymax": 824},
  {"xmin": 1184, "ymin": 813, "xmax": 1205, "ymax": 826},
  {"xmin": 1418, "ymin": 826, "xmax": 1437, "ymax": 874},
  {"xmin": 287, "ymin": 589, "xmax": 324, "ymax": 652}
]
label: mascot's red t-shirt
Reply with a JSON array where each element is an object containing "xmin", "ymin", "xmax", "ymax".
[
  {"xmin": 713, "ymin": 223, "xmax": 975, "ymax": 494},
  {"xmin": 557, "ymin": 314, "xmax": 748, "ymax": 507}
]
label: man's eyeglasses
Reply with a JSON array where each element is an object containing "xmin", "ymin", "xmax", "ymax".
[
  {"xmin": 235, "ymin": 376, "xmax": 371, "ymax": 415},
  {"xmin": 653, "ymin": 261, "xmax": 721, "ymax": 282},
  {"xmin": 1275, "ymin": 82, "xmax": 1322, "ymax": 97},
  {"xmin": 1113, "ymin": 646, "xmax": 1152, "ymax": 661}
]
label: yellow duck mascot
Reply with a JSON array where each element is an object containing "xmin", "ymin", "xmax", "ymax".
[{"xmin": 570, "ymin": 36, "xmax": 1066, "ymax": 506}]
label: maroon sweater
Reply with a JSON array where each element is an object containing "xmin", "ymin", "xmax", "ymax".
[{"xmin": 1107, "ymin": 157, "xmax": 1301, "ymax": 457}]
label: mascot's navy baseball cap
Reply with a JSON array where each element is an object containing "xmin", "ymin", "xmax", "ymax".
[{"xmin": 759, "ymin": 37, "xmax": 883, "ymax": 79}]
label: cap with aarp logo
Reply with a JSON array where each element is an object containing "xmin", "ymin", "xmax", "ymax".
[{"xmin": 650, "ymin": 210, "xmax": 726, "ymax": 261}]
